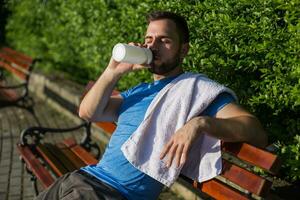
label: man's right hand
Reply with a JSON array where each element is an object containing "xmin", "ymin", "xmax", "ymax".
[{"xmin": 79, "ymin": 42, "xmax": 148, "ymax": 122}]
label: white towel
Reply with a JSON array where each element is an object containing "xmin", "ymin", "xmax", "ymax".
[{"xmin": 121, "ymin": 72, "xmax": 237, "ymax": 187}]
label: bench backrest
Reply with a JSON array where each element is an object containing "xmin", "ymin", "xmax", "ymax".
[
  {"xmin": 0, "ymin": 47, "xmax": 34, "ymax": 81},
  {"xmin": 85, "ymin": 81, "xmax": 280, "ymax": 199}
]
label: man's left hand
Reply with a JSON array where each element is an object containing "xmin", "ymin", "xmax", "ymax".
[{"xmin": 160, "ymin": 117, "xmax": 208, "ymax": 168}]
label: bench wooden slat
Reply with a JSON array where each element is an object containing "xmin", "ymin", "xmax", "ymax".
[
  {"xmin": 56, "ymin": 142, "xmax": 86, "ymax": 169},
  {"xmin": 1, "ymin": 47, "xmax": 33, "ymax": 63},
  {"xmin": 222, "ymin": 142, "xmax": 280, "ymax": 174},
  {"xmin": 63, "ymin": 138, "xmax": 98, "ymax": 165},
  {"xmin": 95, "ymin": 122, "xmax": 117, "ymax": 134},
  {"xmin": 0, "ymin": 52, "xmax": 31, "ymax": 69},
  {"xmin": 37, "ymin": 144, "xmax": 68, "ymax": 177},
  {"xmin": 17, "ymin": 145, "xmax": 55, "ymax": 188},
  {"xmin": 200, "ymin": 179, "xmax": 249, "ymax": 200},
  {"xmin": 45, "ymin": 143, "xmax": 78, "ymax": 173},
  {"xmin": 70, "ymin": 145, "xmax": 98, "ymax": 165},
  {"xmin": 221, "ymin": 159, "xmax": 272, "ymax": 196},
  {"xmin": 0, "ymin": 60, "xmax": 27, "ymax": 80}
]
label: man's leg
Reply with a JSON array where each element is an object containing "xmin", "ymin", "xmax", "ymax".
[
  {"xmin": 35, "ymin": 170, "xmax": 126, "ymax": 200},
  {"xmin": 35, "ymin": 171, "xmax": 74, "ymax": 200}
]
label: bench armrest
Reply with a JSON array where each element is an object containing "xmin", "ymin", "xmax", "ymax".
[
  {"xmin": 0, "ymin": 82, "xmax": 27, "ymax": 89},
  {"xmin": 20, "ymin": 121, "xmax": 92, "ymax": 147}
]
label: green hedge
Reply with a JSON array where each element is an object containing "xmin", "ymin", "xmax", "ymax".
[{"xmin": 5, "ymin": 0, "xmax": 300, "ymax": 182}]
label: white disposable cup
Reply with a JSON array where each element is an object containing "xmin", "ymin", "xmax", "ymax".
[{"xmin": 112, "ymin": 43, "xmax": 153, "ymax": 65}]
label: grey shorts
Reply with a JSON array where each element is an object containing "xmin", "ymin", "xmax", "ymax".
[{"xmin": 35, "ymin": 170, "xmax": 127, "ymax": 200}]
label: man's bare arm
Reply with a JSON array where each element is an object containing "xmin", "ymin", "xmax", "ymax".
[
  {"xmin": 207, "ymin": 103, "xmax": 267, "ymax": 147},
  {"xmin": 79, "ymin": 44, "xmax": 148, "ymax": 122},
  {"xmin": 160, "ymin": 102, "xmax": 268, "ymax": 168},
  {"xmin": 78, "ymin": 67, "xmax": 123, "ymax": 122}
]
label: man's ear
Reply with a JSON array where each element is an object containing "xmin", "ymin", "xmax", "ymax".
[{"xmin": 180, "ymin": 43, "xmax": 189, "ymax": 59}]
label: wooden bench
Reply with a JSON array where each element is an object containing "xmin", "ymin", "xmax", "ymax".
[
  {"xmin": 0, "ymin": 47, "xmax": 38, "ymax": 110},
  {"xmin": 17, "ymin": 121, "xmax": 101, "ymax": 195},
  {"xmin": 17, "ymin": 81, "xmax": 281, "ymax": 199}
]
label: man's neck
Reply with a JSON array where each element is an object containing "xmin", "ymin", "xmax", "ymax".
[{"xmin": 153, "ymin": 67, "xmax": 184, "ymax": 81}]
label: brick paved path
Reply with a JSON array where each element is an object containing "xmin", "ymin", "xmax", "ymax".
[{"xmin": 0, "ymin": 97, "xmax": 183, "ymax": 200}]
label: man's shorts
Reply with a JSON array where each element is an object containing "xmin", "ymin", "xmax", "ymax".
[{"xmin": 35, "ymin": 170, "xmax": 127, "ymax": 200}]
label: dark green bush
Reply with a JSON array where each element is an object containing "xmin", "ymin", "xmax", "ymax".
[
  {"xmin": 0, "ymin": 0, "xmax": 10, "ymax": 44},
  {"xmin": 5, "ymin": 0, "xmax": 300, "ymax": 182}
]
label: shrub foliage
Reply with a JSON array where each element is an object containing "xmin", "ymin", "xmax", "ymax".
[{"xmin": 4, "ymin": 0, "xmax": 300, "ymax": 182}]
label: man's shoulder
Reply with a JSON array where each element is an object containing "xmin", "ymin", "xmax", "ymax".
[
  {"xmin": 176, "ymin": 72, "xmax": 219, "ymax": 85},
  {"xmin": 121, "ymin": 82, "xmax": 148, "ymax": 98},
  {"xmin": 174, "ymin": 72, "xmax": 238, "ymax": 101}
]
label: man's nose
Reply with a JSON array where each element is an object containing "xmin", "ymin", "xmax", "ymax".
[{"xmin": 147, "ymin": 38, "xmax": 158, "ymax": 49}]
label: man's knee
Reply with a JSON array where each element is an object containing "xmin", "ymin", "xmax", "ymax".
[{"xmin": 35, "ymin": 171, "xmax": 74, "ymax": 200}]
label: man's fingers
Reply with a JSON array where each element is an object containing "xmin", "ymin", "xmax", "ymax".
[
  {"xmin": 166, "ymin": 144, "xmax": 178, "ymax": 167},
  {"xmin": 160, "ymin": 141, "xmax": 173, "ymax": 159},
  {"xmin": 180, "ymin": 144, "xmax": 189, "ymax": 166},
  {"xmin": 132, "ymin": 64, "xmax": 146, "ymax": 70},
  {"xmin": 175, "ymin": 145, "xmax": 184, "ymax": 168},
  {"xmin": 129, "ymin": 42, "xmax": 142, "ymax": 47}
]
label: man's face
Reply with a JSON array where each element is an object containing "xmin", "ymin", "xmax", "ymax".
[{"xmin": 145, "ymin": 19, "xmax": 184, "ymax": 75}]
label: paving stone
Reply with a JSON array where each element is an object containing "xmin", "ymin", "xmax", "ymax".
[
  {"xmin": 9, "ymin": 187, "xmax": 22, "ymax": 199},
  {"xmin": 0, "ymin": 168, "xmax": 10, "ymax": 175},
  {"xmin": 12, "ymin": 158, "xmax": 22, "ymax": 164},
  {"xmin": 14, "ymin": 162, "xmax": 21, "ymax": 169},
  {"xmin": 0, "ymin": 175, "xmax": 9, "ymax": 182},
  {"xmin": 0, "ymin": 182, "xmax": 7, "ymax": 188},
  {"xmin": 1, "ymin": 151, "xmax": 11, "ymax": 158},
  {"xmin": 2, "ymin": 131, "xmax": 10, "ymax": 137},
  {"xmin": 9, "ymin": 187, "xmax": 21, "ymax": 196},
  {"xmin": 11, "ymin": 172, "xmax": 22, "ymax": 179},
  {"xmin": 11, "ymin": 163, "xmax": 22, "ymax": 170},
  {"xmin": 0, "ymin": 192, "xmax": 7, "ymax": 200},
  {"xmin": 23, "ymin": 173, "xmax": 33, "ymax": 179},
  {"xmin": 0, "ymin": 159, "xmax": 11, "ymax": 166},
  {"xmin": 9, "ymin": 195, "xmax": 22, "ymax": 200},
  {"xmin": 0, "ymin": 186, "xmax": 7, "ymax": 194},
  {"xmin": 1, "ymin": 152, "xmax": 11, "ymax": 159},
  {"xmin": 23, "ymin": 185, "xmax": 34, "ymax": 192},
  {"xmin": 0, "ymin": 175, "xmax": 10, "ymax": 182},
  {"xmin": 23, "ymin": 195, "xmax": 35, "ymax": 200},
  {"xmin": 9, "ymin": 177, "xmax": 22, "ymax": 186},
  {"xmin": 23, "ymin": 187, "xmax": 35, "ymax": 197},
  {"xmin": 0, "ymin": 165, "xmax": 10, "ymax": 172}
]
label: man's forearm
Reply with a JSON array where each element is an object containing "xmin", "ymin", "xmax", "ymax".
[
  {"xmin": 192, "ymin": 116, "xmax": 268, "ymax": 148},
  {"xmin": 79, "ymin": 50, "xmax": 149, "ymax": 122},
  {"xmin": 78, "ymin": 68, "xmax": 122, "ymax": 121}
]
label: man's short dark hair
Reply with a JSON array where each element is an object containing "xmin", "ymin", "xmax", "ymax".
[{"xmin": 146, "ymin": 11, "xmax": 189, "ymax": 44}]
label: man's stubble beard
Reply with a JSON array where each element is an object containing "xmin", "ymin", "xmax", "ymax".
[{"xmin": 148, "ymin": 50, "xmax": 182, "ymax": 75}]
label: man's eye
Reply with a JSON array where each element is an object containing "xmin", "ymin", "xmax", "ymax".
[{"xmin": 162, "ymin": 39, "xmax": 170, "ymax": 43}]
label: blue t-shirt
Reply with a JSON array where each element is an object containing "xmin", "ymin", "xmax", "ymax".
[{"xmin": 82, "ymin": 76, "xmax": 235, "ymax": 200}]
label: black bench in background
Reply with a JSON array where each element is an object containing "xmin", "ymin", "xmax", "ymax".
[{"xmin": 0, "ymin": 47, "xmax": 38, "ymax": 112}]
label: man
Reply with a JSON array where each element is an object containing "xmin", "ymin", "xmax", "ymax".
[{"xmin": 36, "ymin": 11, "xmax": 267, "ymax": 200}]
